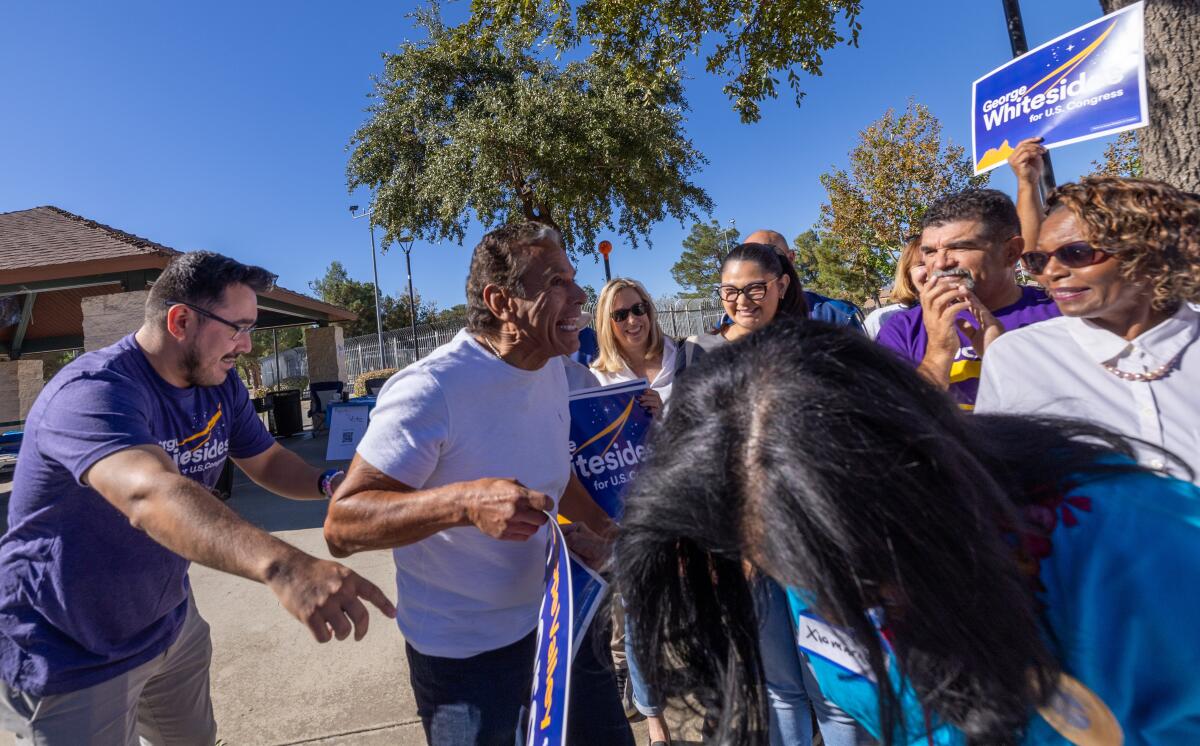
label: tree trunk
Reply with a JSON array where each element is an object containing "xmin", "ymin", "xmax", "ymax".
[{"xmin": 1100, "ymin": 0, "xmax": 1200, "ymax": 191}]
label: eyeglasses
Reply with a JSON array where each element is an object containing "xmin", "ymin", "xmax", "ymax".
[
  {"xmin": 611, "ymin": 302, "xmax": 648, "ymax": 322},
  {"xmin": 717, "ymin": 277, "xmax": 779, "ymax": 303},
  {"xmin": 1019, "ymin": 242, "xmax": 1113, "ymax": 275},
  {"xmin": 167, "ymin": 300, "xmax": 257, "ymax": 340}
]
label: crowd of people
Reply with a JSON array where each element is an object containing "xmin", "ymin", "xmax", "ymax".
[{"xmin": 0, "ymin": 147, "xmax": 1196, "ymax": 746}]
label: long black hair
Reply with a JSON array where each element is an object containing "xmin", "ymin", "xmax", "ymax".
[
  {"xmin": 720, "ymin": 242, "xmax": 808, "ymax": 319},
  {"xmin": 616, "ymin": 319, "xmax": 1153, "ymax": 745}
]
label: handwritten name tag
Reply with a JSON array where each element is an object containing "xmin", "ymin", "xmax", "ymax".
[{"xmin": 796, "ymin": 613, "xmax": 875, "ymax": 682}]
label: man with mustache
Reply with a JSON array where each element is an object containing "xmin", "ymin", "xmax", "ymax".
[
  {"xmin": 875, "ymin": 189, "xmax": 1060, "ymax": 409},
  {"xmin": 0, "ymin": 251, "xmax": 395, "ymax": 744}
]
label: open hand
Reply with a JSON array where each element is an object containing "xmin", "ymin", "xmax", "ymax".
[{"xmin": 267, "ymin": 553, "xmax": 396, "ymax": 643}]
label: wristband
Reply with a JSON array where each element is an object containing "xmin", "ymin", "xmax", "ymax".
[{"xmin": 318, "ymin": 468, "xmax": 344, "ymax": 498}]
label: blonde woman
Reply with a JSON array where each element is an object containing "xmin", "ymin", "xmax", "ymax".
[
  {"xmin": 592, "ymin": 279, "xmax": 677, "ymax": 417},
  {"xmin": 863, "ymin": 236, "xmax": 927, "ymax": 340},
  {"xmin": 591, "ymin": 278, "xmax": 674, "ymax": 746}
]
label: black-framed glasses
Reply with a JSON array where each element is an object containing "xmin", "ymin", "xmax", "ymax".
[
  {"xmin": 611, "ymin": 302, "xmax": 648, "ymax": 322},
  {"xmin": 1020, "ymin": 242, "xmax": 1112, "ymax": 275},
  {"xmin": 717, "ymin": 277, "xmax": 779, "ymax": 303},
  {"xmin": 166, "ymin": 300, "xmax": 257, "ymax": 340}
]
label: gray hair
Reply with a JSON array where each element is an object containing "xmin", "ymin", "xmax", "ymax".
[{"xmin": 465, "ymin": 221, "xmax": 561, "ymax": 334}]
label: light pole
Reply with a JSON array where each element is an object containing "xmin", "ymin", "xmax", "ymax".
[
  {"xmin": 396, "ymin": 234, "xmax": 419, "ymax": 361},
  {"xmin": 349, "ymin": 205, "xmax": 385, "ymax": 366},
  {"xmin": 1001, "ymin": 0, "xmax": 1056, "ymax": 197}
]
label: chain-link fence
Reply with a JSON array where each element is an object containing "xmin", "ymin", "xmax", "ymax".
[{"xmin": 260, "ymin": 298, "xmax": 724, "ymax": 387}]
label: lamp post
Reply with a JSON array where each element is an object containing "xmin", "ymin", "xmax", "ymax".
[
  {"xmin": 349, "ymin": 205, "xmax": 385, "ymax": 366},
  {"xmin": 598, "ymin": 240, "xmax": 613, "ymax": 282},
  {"xmin": 396, "ymin": 234, "xmax": 419, "ymax": 361},
  {"xmin": 1001, "ymin": 0, "xmax": 1057, "ymax": 197}
]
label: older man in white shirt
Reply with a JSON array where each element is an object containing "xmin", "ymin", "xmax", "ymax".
[{"xmin": 976, "ymin": 173, "xmax": 1200, "ymax": 481}]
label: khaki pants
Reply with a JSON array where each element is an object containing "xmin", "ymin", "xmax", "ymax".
[{"xmin": 0, "ymin": 594, "xmax": 217, "ymax": 746}]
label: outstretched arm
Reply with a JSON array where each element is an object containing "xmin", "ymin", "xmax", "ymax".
[{"xmin": 85, "ymin": 446, "xmax": 395, "ymax": 642}]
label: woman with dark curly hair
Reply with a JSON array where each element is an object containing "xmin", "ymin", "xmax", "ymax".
[
  {"xmin": 617, "ymin": 320, "xmax": 1200, "ymax": 745},
  {"xmin": 977, "ymin": 175, "xmax": 1200, "ymax": 481}
]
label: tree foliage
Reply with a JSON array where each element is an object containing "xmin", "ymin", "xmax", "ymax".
[
  {"xmin": 817, "ymin": 101, "xmax": 987, "ymax": 306},
  {"xmin": 462, "ymin": 0, "xmax": 862, "ymax": 123},
  {"xmin": 671, "ymin": 220, "xmax": 740, "ymax": 297},
  {"xmin": 1091, "ymin": 130, "xmax": 1142, "ymax": 178},
  {"xmin": 309, "ymin": 261, "xmax": 435, "ymax": 339},
  {"xmin": 347, "ymin": 9, "xmax": 711, "ymax": 257}
]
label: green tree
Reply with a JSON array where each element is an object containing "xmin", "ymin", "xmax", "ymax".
[
  {"xmin": 1091, "ymin": 130, "xmax": 1142, "ymax": 178},
  {"xmin": 309, "ymin": 262, "xmax": 433, "ymax": 339},
  {"xmin": 817, "ymin": 101, "xmax": 987, "ymax": 306},
  {"xmin": 671, "ymin": 220, "xmax": 739, "ymax": 297},
  {"xmin": 462, "ymin": 0, "xmax": 862, "ymax": 123},
  {"xmin": 347, "ymin": 9, "xmax": 711, "ymax": 257},
  {"xmin": 581, "ymin": 284, "xmax": 599, "ymax": 305}
]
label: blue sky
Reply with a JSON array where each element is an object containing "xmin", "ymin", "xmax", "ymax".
[{"xmin": 1, "ymin": 1, "xmax": 1118, "ymax": 310}]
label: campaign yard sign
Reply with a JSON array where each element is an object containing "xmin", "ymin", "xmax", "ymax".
[
  {"xmin": 972, "ymin": 2, "xmax": 1147, "ymax": 175},
  {"xmin": 567, "ymin": 379, "xmax": 652, "ymax": 521}
]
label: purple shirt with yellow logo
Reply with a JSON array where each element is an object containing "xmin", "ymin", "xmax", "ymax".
[
  {"xmin": 0, "ymin": 334, "xmax": 274, "ymax": 695},
  {"xmin": 875, "ymin": 285, "xmax": 1059, "ymax": 409}
]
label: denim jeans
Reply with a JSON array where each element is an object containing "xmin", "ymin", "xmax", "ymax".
[
  {"xmin": 622, "ymin": 610, "xmax": 663, "ymax": 717},
  {"xmin": 758, "ymin": 577, "xmax": 871, "ymax": 746},
  {"xmin": 406, "ymin": 623, "xmax": 634, "ymax": 746}
]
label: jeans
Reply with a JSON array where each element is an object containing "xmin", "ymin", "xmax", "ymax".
[
  {"xmin": 622, "ymin": 611, "xmax": 662, "ymax": 717},
  {"xmin": 758, "ymin": 577, "xmax": 870, "ymax": 746},
  {"xmin": 406, "ymin": 623, "xmax": 634, "ymax": 746}
]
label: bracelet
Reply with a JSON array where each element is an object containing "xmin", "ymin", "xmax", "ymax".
[{"xmin": 318, "ymin": 468, "xmax": 344, "ymax": 498}]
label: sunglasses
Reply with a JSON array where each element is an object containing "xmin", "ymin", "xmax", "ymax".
[
  {"xmin": 1020, "ymin": 242, "xmax": 1112, "ymax": 275},
  {"xmin": 717, "ymin": 277, "xmax": 779, "ymax": 303},
  {"xmin": 167, "ymin": 300, "xmax": 258, "ymax": 340},
  {"xmin": 611, "ymin": 302, "xmax": 648, "ymax": 322}
]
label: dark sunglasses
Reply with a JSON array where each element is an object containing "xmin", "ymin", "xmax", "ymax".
[
  {"xmin": 611, "ymin": 302, "xmax": 648, "ymax": 322},
  {"xmin": 166, "ymin": 300, "xmax": 257, "ymax": 340},
  {"xmin": 1020, "ymin": 242, "xmax": 1112, "ymax": 275}
]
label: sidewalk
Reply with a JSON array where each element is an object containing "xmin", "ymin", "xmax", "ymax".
[{"xmin": 0, "ymin": 431, "xmax": 699, "ymax": 745}]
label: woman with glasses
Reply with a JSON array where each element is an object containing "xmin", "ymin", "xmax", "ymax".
[
  {"xmin": 976, "ymin": 176, "xmax": 1200, "ymax": 482},
  {"xmin": 618, "ymin": 320, "xmax": 1200, "ymax": 745}
]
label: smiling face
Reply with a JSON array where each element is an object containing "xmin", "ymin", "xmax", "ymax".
[
  {"xmin": 509, "ymin": 239, "xmax": 587, "ymax": 360},
  {"xmin": 1033, "ymin": 208, "xmax": 1145, "ymax": 321},
  {"xmin": 172, "ymin": 282, "xmax": 258, "ymax": 387},
  {"xmin": 919, "ymin": 220, "xmax": 1021, "ymax": 308},
  {"xmin": 719, "ymin": 259, "xmax": 789, "ymax": 333},
  {"xmin": 609, "ymin": 287, "xmax": 651, "ymax": 354}
]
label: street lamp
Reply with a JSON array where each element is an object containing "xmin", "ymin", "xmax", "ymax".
[
  {"xmin": 396, "ymin": 234, "xmax": 419, "ymax": 361},
  {"xmin": 1001, "ymin": 0, "xmax": 1056, "ymax": 197},
  {"xmin": 349, "ymin": 205, "xmax": 385, "ymax": 366}
]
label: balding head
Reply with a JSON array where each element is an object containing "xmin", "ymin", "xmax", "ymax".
[{"xmin": 744, "ymin": 229, "xmax": 793, "ymax": 262}]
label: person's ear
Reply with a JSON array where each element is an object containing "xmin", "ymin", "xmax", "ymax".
[
  {"xmin": 777, "ymin": 273, "xmax": 791, "ymax": 295},
  {"xmin": 164, "ymin": 305, "xmax": 191, "ymax": 341},
  {"xmin": 482, "ymin": 284, "xmax": 516, "ymax": 323},
  {"xmin": 1003, "ymin": 235, "xmax": 1025, "ymax": 267}
]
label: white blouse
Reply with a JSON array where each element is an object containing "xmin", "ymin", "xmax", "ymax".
[
  {"xmin": 976, "ymin": 304, "xmax": 1200, "ymax": 482},
  {"xmin": 591, "ymin": 336, "xmax": 678, "ymax": 405}
]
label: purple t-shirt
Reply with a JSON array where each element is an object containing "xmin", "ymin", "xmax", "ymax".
[
  {"xmin": 875, "ymin": 285, "xmax": 1060, "ymax": 409},
  {"xmin": 0, "ymin": 334, "xmax": 274, "ymax": 695}
]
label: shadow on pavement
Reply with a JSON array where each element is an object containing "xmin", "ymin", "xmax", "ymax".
[{"xmin": 226, "ymin": 431, "xmax": 351, "ymax": 533}]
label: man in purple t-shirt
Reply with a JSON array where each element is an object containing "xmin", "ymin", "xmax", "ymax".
[
  {"xmin": 0, "ymin": 252, "xmax": 395, "ymax": 744},
  {"xmin": 876, "ymin": 189, "xmax": 1059, "ymax": 409}
]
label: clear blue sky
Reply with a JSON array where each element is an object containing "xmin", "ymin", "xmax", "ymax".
[{"xmin": 0, "ymin": 1, "xmax": 1117, "ymax": 310}]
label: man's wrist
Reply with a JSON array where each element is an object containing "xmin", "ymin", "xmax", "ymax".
[{"xmin": 318, "ymin": 468, "xmax": 344, "ymax": 499}]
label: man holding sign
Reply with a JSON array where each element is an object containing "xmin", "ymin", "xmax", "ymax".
[{"xmin": 325, "ymin": 222, "xmax": 632, "ymax": 746}]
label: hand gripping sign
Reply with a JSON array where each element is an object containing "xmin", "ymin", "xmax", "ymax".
[{"xmin": 972, "ymin": 2, "xmax": 1147, "ymax": 175}]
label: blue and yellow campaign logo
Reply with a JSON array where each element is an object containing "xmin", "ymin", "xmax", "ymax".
[
  {"xmin": 527, "ymin": 518, "xmax": 573, "ymax": 746},
  {"xmin": 567, "ymin": 384, "xmax": 652, "ymax": 521},
  {"xmin": 971, "ymin": 2, "xmax": 1146, "ymax": 174}
]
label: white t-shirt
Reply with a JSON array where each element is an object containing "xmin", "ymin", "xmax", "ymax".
[
  {"xmin": 862, "ymin": 303, "xmax": 910, "ymax": 340},
  {"xmin": 976, "ymin": 305, "xmax": 1200, "ymax": 482},
  {"xmin": 356, "ymin": 329, "xmax": 571, "ymax": 657}
]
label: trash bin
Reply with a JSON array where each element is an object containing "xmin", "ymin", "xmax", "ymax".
[{"xmin": 266, "ymin": 389, "xmax": 303, "ymax": 437}]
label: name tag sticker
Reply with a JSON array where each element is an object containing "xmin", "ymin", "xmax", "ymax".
[{"xmin": 796, "ymin": 613, "xmax": 875, "ymax": 682}]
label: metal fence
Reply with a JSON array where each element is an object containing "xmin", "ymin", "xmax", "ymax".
[{"xmin": 259, "ymin": 298, "xmax": 724, "ymax": 386}]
